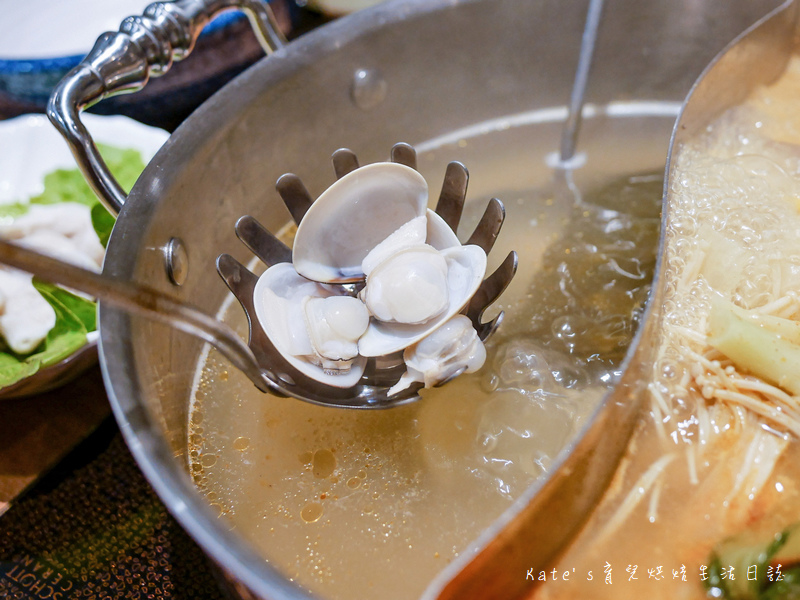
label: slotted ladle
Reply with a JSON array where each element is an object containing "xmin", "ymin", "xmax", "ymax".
[
  {"xmin": 9, "ymin": 0, "xmax": 518, "ymax": 409},
  {"xmin": 0, "ymin": 145, "xmax": 516, "ymax": 409}
]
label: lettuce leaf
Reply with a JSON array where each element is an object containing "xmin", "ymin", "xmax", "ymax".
[
  {"xmin": 0, "ymin": 353, "xmax": 41, "ymax": 389},
  {"xmin": 94, "ymin": 144, "xmax": 146, "ymax": 193},
  {"xmin": 0, "ymin": 281, "xmax": 96, "ymax": 388},
  {"xmin": 0, "ymin": 144, "xmax": 145, "ymax": 389},
  {"xmin": 28, "ymin": 143, "xmax": 144, "ymax": 208},
  {"xmin": 0, "ymin": 202, "xmax": 29, "ymax": 220},
  {"xmin": 32, "ymin": 280, "xmax": 96, "ymax": 334},
  {"xmin": 91, "ymin": 203, "xmax": 115, "ymax": 249},
  {"xmin": 29, "ymin": 168, "xmax": 100, "ymax": 207}
]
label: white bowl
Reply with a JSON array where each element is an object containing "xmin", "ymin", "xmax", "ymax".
[{"xmin": 0, "ymin": 113, "xmax": 169, "ymax": 399}]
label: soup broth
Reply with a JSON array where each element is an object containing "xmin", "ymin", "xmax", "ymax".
[
  {"xmin": 535, "ymin": 57, "xmax": 800, "ymax": 600},
  {"xmin": 189, "ymin": 107, "xmax": 676, "ymax": 599}
]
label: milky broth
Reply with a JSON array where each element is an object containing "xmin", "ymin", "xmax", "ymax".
[
  {"xmin": 188, "ymin": 107, "xmax": 676, "ymax": 599},
  {"xmin": 533, "ymin": 59, "xmax": 800, "ymax": 600}
]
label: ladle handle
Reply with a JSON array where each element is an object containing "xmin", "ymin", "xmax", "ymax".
[
  {"xmin": 0, "ymin": 240, "xmax": 273, "ymax": 394},
  {"xmin": 47, "ymin": 0, "xmax": 286, "ymax": 215}
]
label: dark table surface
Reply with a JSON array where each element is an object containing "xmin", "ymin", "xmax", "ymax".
[{"xmin": 0, "ymin": 372, "xmax": 227, "ymax": 599}]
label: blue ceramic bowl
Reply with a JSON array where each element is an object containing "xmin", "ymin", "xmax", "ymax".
[
  {"xmin": 0, "ymin": 1, "xmax": 295, "ymax": 130},
  {"xmin": 0, "ymin": 12, "xmax": 242, "ymax": 104}
]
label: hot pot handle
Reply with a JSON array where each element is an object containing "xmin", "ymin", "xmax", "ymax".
[{"xmin": 47, "ymin": 0, "xmax": 286, "ymax": 215}]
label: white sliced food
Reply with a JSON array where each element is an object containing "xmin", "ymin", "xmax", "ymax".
[
  {"xmin": 388, "ymin": 315, "xmax": 486, "ymax": 396},
  {"xmin": 0, "ymin": 203, "xmax": 104, "ymax": 270},
  {"xmin": 358, "ymin": 244, "xmax": 487, "ymax": 357},
  {"xmin": 253, "ymin": 263, "xmax": 368, "ymax": 388},
  {"xmin": 14, "ymin": 230, "xmax": 102, "ymax": 272},
  {"xmin": 293, "ymin": 162, "xmax": 428, "ymax": 283},
  {"xmin": 0, "ymin": 268, "xmax": 56, "ymax": 354},
  {"xmin": 2, "ymin": 202, "xmax": 91, "ymax": 237}
]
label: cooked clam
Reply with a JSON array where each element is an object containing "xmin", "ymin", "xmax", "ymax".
[
  {"xmin": 388, "ymin": 314, "xmax": 487, "ymax": 396},
  {"xmin": 253, "ymin": 160, "xmax": 490, "ymax": 391},
  {"xmin": 292, "ymin": 162, "xmax": 428, "ymax": 284},
  {"xmin": 252, "ymin": 262, "xmax": 369, "ymax": 388},
  {"xmin": 357, "ymin": 243, "xmax": 486, "ymax": 357}
]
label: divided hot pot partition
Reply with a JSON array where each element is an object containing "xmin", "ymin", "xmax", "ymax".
[{"xmin": 47, "ymin": 0, "xmax": 793, "ymax": 598}]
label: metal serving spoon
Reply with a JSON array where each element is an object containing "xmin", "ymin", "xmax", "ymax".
[
  {"xmin": 30, "ymin": 0, "xmax": 517, "ymax": 408},
  {"xmin": 217, "ymin": 143, "xmax": 516, "ymax": 407},
  {"xmin": 0, "ymin": 145, "xmax": 516, "ymax": 409}
]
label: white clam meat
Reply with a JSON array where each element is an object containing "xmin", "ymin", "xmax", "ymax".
[
  {"xmin": 357, "ymin": 244, "xmax": 486, "ymax": 357},
  {"xmin": 361, "ymin": 244, "xmax": 449, "ymax": 324},
  {"xmin": 253, "ymin": 263, "xmax": 369, "ymax": 388},
  {"xmin": 361, "ymin": 214, "xmax": 427, "ymax": 275},
  {"xmin": 252, "ymin": 161, "xmax": 489, "ymax": 392},
  {"xmin": 303, "ymin": 295, "xmax": 370, "ymax": 361},
  {"xmin": 388, "ymin": 315, "xmax": 487, "ymax": 396}
]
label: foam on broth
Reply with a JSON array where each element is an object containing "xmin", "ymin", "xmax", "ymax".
[
  {"xmin": 534, "ymin": 57, "xmax": 800, "ymax": 600},
  {"xmin": 188, "ymin": 107, "xmax": 676, "ymax": 599}
]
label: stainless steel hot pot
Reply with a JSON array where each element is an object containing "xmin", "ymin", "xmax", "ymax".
[{"xmin": 46, "ymin": 0, "xmax": 787, "ymax": 598}]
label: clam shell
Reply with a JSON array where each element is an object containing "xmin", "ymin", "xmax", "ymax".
[
  {"xmin": 388, "ymin": 314, "xmax": 486, "ymax": 396},
  {"xmin": 253, "ymin": 263, "xmax": 367, "ymax": 388},
  {"xmin": 425, "ymin": 208, "xmax": 460, "ymax": 250},
  {"xmin": 357, "ymin": 244, "xmax": 487, "ymax": 357},
  {"xmin": 293, "ymin": 162, "xmax": 428, "ymax": 283}
]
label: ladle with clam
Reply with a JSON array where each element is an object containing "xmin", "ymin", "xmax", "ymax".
[
  {"xmin": 0, "ymin": 143, "xmax": 517, "ymax": 408},
  {"xmin": 0, "ymin": 0, "xmax": 614, "ymax": 410},
  {"xmin": 3, "ymin": 0, "xmax": 796, "ymax": 598},
  {"xmin": 217, "ymin": 142, "xmax": 517, "ymax": 407}
]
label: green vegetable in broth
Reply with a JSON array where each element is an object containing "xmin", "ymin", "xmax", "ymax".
[
  {"xmin": 705, "ymin": 525, "xmax": 800, "ymax": 600},
  {"xmin": 708, "ymin": 296, "xmax": 800, "ymax": 396}
]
